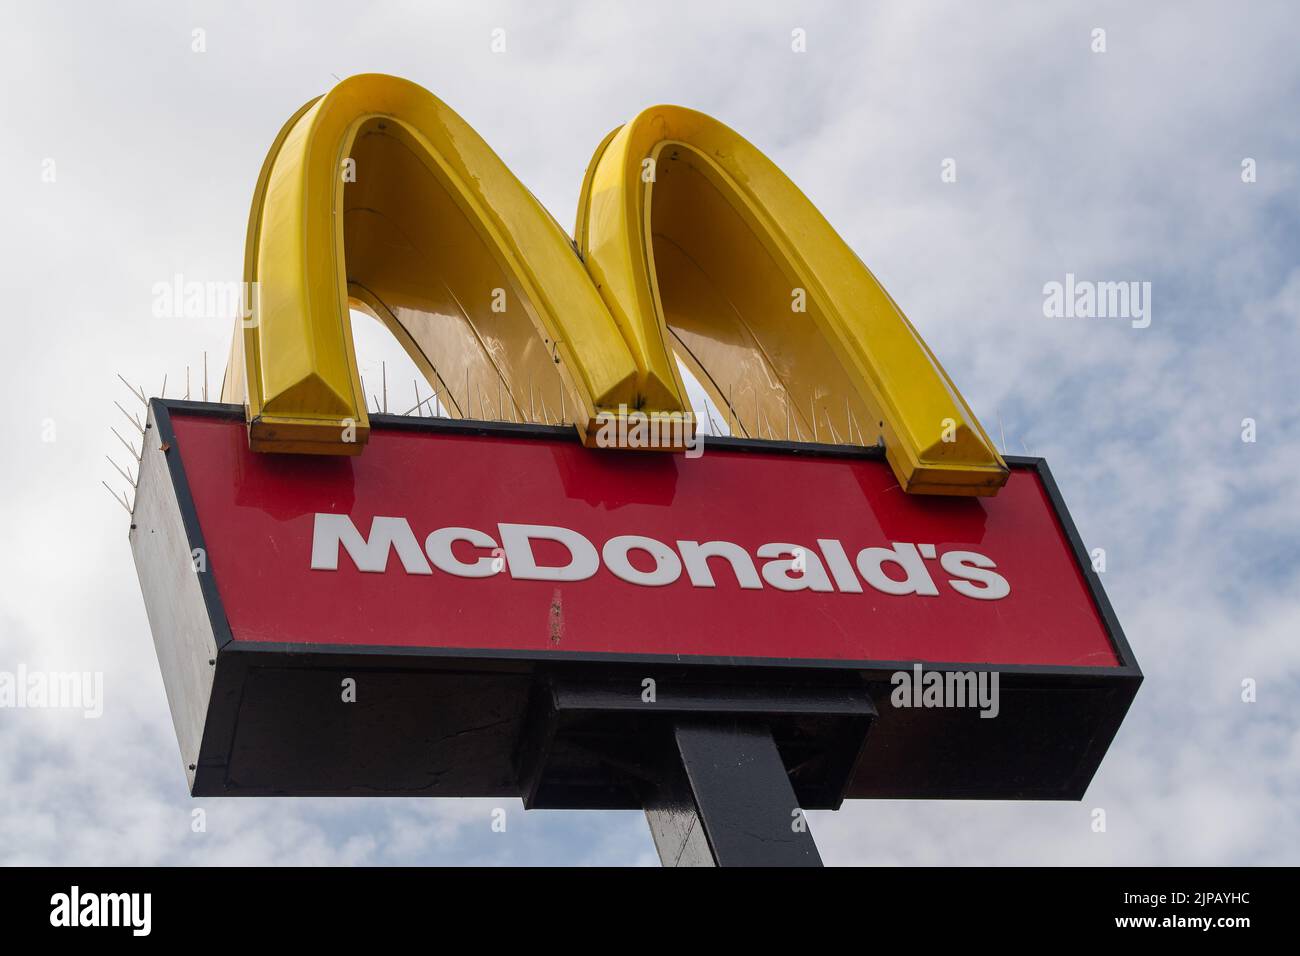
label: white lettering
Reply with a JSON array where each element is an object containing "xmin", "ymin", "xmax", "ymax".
[
  {"xmin": 497, "ymin": 523, "xmax": 599, "ymax": 581},
  {"xmin": 602, "ymin": 535, "xmax": 682, "ymax": 586},
  {"xmin": 941, "ymin": 550, "xmax": 1011, "ymax": 600},
  {"xmin": 308, "ymin": 514, "xmax": 1012, "ymax": 600},
  {"xmin": 425, "ymin": 527, "xmax": 500, "ymax": 578},
  {"xmin": 855, "ymin": 543, "xmax": 939, "ymax": 596},
  {"xmin": 757, "ymin": 543, "xmax": 834, "ymax": 592},
  {"xmin": 310, "ymin": 514, "xmax": 431, "ymax": 574},
  {"xmin": 677, "ymin": 540, "xmax": 762, "ymax": 589}
]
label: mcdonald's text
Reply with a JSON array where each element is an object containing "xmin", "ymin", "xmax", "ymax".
[{"xmin": 309, "ymin": 513, "xmax": 1011, "ymax": 600}]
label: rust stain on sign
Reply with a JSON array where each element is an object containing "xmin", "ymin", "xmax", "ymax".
[{"xmin": 549, "ymin": 588, "xmax": 564, "ymax": 646}]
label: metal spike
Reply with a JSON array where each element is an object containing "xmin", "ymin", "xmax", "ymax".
[
  {"xmin": 823, "ymin": 406, "xmax": 841, "ymax": 444},
  {"xmin": 203, "ymin": 352, "xmax": 208, "ymax": 402},
  {"xmin": 403, "ymin": 394, "xmax": 436, "ymax": 416},
  {"xmin": 186, "ymin": 366, "xmax": 191, "ymax": 401},
  {"xmin": 161, "ymin": 374, "xmax": 167, "ymax": 399},
  {"xmin": 847, "ymin": 402, "xmax": 863, "ymax": 445},
  {"xmin": 111, "ymin": 427, "xmax": 140, "ymax": 461},
  {"xmin": 114, "ymin": 401, "xmax": 144, "ymax": 435},
  {"xmin": 117, "ymin": 373, "xmax": 147, "ymax": 406},
  {"xmin": 788, "ymin": 393, "xmax": 806, "ymax": 443},
  {"xmin": 106, "ymin": 455, "xmax": 137, "ymax": 489},
  {"xmin": 101, "ymin": 481, "xmax": 132, "ymax": 515},
  {"xmin": 703, "ymin": 398, "xmax": 720, "ymax": 437},
  {"xmin": 382, "ymin": 361, "xmax": 387, "ymax": 413},
  {"xmin": 406, "ymin": 386, "xmax": 429, "ymax": 419}
]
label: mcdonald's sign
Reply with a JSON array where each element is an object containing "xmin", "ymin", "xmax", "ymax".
[{"xmin": 131, "ymin": 75, "xmax": 1139, "ymax": 865}]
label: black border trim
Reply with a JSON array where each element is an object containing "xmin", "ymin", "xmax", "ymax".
[{"xmin": 150, "ymin": 401, "xmax": 236, "ymax": 651}]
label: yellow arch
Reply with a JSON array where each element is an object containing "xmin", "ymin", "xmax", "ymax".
[
  {"xmin": 224, "ymin": 76, "xmax": 1005, "ymax": 496},
  {"xmin": 577, "ymin": 106, "xmax": 1008, "ymax": 495},
  {"xmin": 222, "ymin": 73, "xmax": 658, "ymax": 453}
]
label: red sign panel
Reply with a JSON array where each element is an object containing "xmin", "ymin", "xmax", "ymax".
[{"xmin": 172, "ymin": 410, "xmax": 1120, "ymax": 669}]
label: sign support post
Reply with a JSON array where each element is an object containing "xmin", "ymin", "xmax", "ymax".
[
  {"xmin": 643, "ymin": 718, "xmax": 823, "ymax": 867},
  {"xmin": 513, "ymin": 670, "xmax": 869, "ymax": 867}
]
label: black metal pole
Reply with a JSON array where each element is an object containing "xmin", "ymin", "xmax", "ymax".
[{"xmin": 643, "ymin": 717, "xmax": 823, "ymax": 867}]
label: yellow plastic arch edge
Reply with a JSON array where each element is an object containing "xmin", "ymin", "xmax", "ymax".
[
  {"xmin": 576, "ymin": 105, "xmax": 1008, "ymax": 496},
  {"xmin": 223, "ymin": 74, "xmax": 656, "ymax": 455}
]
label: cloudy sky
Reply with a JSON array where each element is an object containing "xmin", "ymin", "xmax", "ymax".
[{"xmin": 0, "ymin": 0, "xmax": 1296, "ymax": 865}]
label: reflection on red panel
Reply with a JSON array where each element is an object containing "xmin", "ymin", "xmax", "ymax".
[{"xmin": 172, "ymin": 413, "xmax": 1118, "ymax": 668}]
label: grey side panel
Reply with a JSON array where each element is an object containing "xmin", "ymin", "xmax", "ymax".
[{"xmin": 130, "ymin": 410, "xmax": 216, "ymax": 792}]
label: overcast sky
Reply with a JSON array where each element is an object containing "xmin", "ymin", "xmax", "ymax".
[{"xmin": 0, "ymin": 0, "xmax": 1296, "ymax": 865}]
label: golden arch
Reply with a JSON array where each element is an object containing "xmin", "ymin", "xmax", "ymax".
[
  {"xmin": 577, "ymin": 105, "xmax": 1007, "ymax": 496},
  {"xmin": 222, "ymin": 73, "xmax": 658, "ymax": 453},
  {"xmin": 223, "ymin": 74, "xmax": 1007, "ymax": 496}
]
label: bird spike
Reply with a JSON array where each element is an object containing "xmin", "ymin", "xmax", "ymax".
[
  {"xmin": 114, "ymin": 401, "xmax": 144, "ymax": 435},
  {"xmin": 101, "ymin": 480, "xmax": 132, "ymax": 515},
  {"xmin": 111, "ymin": 427, "xmax": 140, "ymax": 462},
  {"xmin": 106, "ymin": 455, "xmax": 137, "ymax": 489},
  {"xmin": 116, "ymin": 373, "xmax": 148, "ymax": 407}
]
